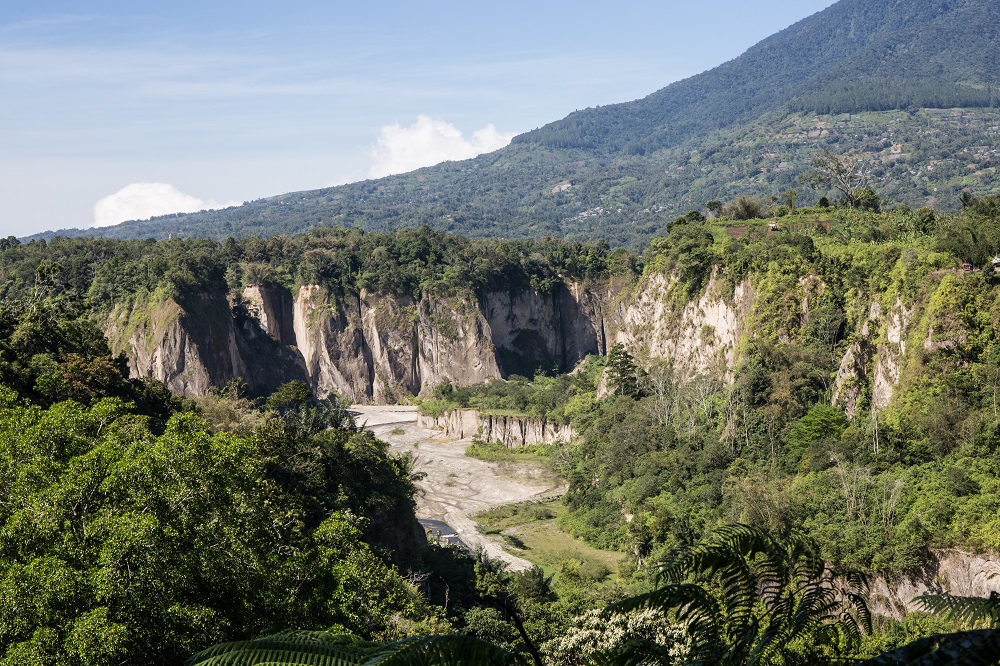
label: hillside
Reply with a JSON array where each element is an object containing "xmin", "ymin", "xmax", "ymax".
[
  {"xmin": 7, "ymin": 201, "xmax": 1000, "ymax": 661},
  {"xmin": 29, "ymin": 0, "xmax": 1000, "ymax": 246},
  {"xmin": 7, "ymin": 199, "xmax": 1000, "ymax": 575}
]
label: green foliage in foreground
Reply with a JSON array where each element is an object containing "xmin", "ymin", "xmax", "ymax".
[
  {"xmin": 0, "ymin": 396, "xmax": 429, "ymax": 665},
  {"xmin": 187, "ymin": 631, "xmax": 525, "ymax": 666},
  {"xmin": 187, "ymin": 526, "xmax": 1000, "ymax": 665},
  {"xmin": 611, "ymin": 525, "xmax": 870, "ymax": 665},
  {"xmin": 0, "ymin": 296, "xmax": 434, "ymax": 665}
]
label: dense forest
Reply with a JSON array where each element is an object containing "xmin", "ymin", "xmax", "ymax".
[
  {"xmin": 6, "ymin": 195, "xmax": 1000, "ymax": 662},
  {"xmin": 417, "ymin": 195, "xmax": 1000, "ymax": 577}
]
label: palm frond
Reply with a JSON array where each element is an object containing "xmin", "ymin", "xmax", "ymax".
[
  {"xmin": 188, "ymin": 631, "xmax": 371, "ymax": 666},
  {"xmin": 611, "ymin": 524, "xmax": 871, "ymax": 666},
  {"xmin": 368, "ymin": 635, "xmax": 528, "ymax": 665}
]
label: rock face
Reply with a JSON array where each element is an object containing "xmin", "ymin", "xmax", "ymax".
[
  {"xmin": 293, "ymin": 286, "xmax": 502, "ymax": 402},
  {"xmin": 104, "ymin": 265, "xmax": 971, "ymax": 411},
  {"xmin": 610, "ymin": 271, "xmax": 754, "ymax": 380},
  {"xmin": 106, "ymin": 290, "xmax": 308, "ymax": 396},
  {"xmin": 871, "ymin": 549, "xmax": 1000, "ymax": 619},
  {"xmin": 242, "ymin": 285, "xmax": 296, "ymax": 345},
  {"xmin": 417, "ymin": 409, "xmax": 575, "ymax": 448},
  {"xmin": 482, "ymin": 281, "xmax": 614, "ymax": 374}
]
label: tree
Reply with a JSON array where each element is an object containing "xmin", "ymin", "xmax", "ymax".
[
  {"xmin": 781, "ymin": 190, "xmax": 798, "ymax": 214},
  {"xmin": 724, "ymin": 197, "xmax": 767, "ymax": 221},
  {"xmin": 609, "ymin": 524, "xmax": 871, "ymax": 665},
  {"xmin": 801, "ymin": 149, "xmax": 874, "ymax": 209},
  {"xmin": 607, "ymin": 344, "xmax": 640, "ymax": 398}
]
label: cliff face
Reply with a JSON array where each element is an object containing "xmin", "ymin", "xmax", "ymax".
[
  {"xmin": 418, "ymin": 409, "xmax": 575, "ymax": 448},
  {"xmin": 871, "ymin": 549, "xmax": 1000, "ymax": 620},
  {"xmin": 610, "ymin": 271, "xmax": 754, "ymax": 379},
  {"xmin": 104, "ymin": 264, "xmax": 970, "ymax": 410},
  {"xmin": 292, "ymin": 286, "xmax": 501, "ymax": 402},
  {"xmin": 107, "ymin": 284, "xmax": 504, "ymax": 401},
  {"xmin": 106, "ymin": 290, "xmax": 308, "ymax": 396}
]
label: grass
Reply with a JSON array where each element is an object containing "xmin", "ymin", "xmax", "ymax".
[
  {"xmin": 475, "ymin": 500, "xmax": 624, "ymax": 584},
  {"xmin": 389, "ymin": 426, "xmax": 405, "ymax": 436},
  {"xmin": 465, "ymin": 439, "xmax": 560, "ymax": 464}
]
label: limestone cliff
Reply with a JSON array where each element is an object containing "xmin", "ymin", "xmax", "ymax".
[
  {"xmin": 418, "ymin": 409, "xmax": 575, "ymax": 448},
  {"xmin": 610, "ymin": 270, "xmax": 754, "ymax": 380},
  {"xmin": 106, "ymin": 289, "xmax": 307, "ymax": 396},
  {"xmin": 871, "ymin": 549, "xmax": 1000, "ymax": 619},
  {"xmin": 103, "ymin": 264, "xmax": 964, "ymax": 410}
]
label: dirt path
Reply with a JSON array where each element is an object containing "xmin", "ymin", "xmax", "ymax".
[{"xmin": 351, "ymin": 405, "xmax": 563, "ymax": 571}]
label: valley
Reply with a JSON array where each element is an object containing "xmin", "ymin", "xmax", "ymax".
[
  {"xmin": 6, "ymin": 0, "xmax": 1000, "ymax": 661},
  {"xmin": 351, "ymin": 404, "xmax": 564, "ymax": 571}
]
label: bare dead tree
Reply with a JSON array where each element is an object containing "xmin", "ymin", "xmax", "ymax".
[{"xmin": 801, "ymin": 149, "xmax": 873, "ymax": 208}]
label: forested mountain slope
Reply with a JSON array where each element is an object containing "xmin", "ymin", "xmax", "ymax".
[
  {"xmin": 520, "ymin": 0, "xmax": 1000, "ymax": 154},
  {"xmin": 30, "ymin": 0, "xmax": 1000, "ymax": 246}
]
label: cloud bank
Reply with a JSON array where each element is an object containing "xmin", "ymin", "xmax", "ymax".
[
  {"xmin": 93, "ymin": 182, "xmax": 235, "ymax": 228},
  {"xmin": 369, "ymin": 115, "xmax": 514, "ymax": 179}
]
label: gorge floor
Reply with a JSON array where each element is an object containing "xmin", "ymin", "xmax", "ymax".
[{"xmin": 351, "ymin": 405, "xmax": 564, "ymax": 570}]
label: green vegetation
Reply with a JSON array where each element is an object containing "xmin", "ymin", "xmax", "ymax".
[
  {"xmin": 397, "ymin": 197, "xmax": 1000, "ymax": 583},
  {"xmin": 0, "ymin": 298, "xmax": 446, "ymax": 664},
  {"xmin": 420, "ymin": 358, "xmax": 603, "ymax": 421},
  {"xmin": 476, "ymin": 501, "xmax": 624, "ymax": 585},
  {"xmin": 185, "ymin": 525, "xmax": 1000, "ymax": 665},
  {"xmin": 1, "ymin": 227, "xmax": 637, "ymax": 309},
  {"xmin": 28, "ymin": 0, "xmax": 1000, "ymax": 247},
  {"xmin": 8, "ymin": 191, "xmax": 1000, "ymax": 662}
]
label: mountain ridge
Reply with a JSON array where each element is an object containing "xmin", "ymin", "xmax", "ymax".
[{"xmin": 27, "ymin": 0, "xmax": 1000, "ymax": 245}]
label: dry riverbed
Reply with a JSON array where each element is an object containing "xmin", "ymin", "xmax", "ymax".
[{"xmin": 351, "ymin": 405, "xmax": 564, "ymax": 570}]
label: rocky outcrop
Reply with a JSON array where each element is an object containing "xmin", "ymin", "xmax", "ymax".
[
  {"xmin": 872, "ymin": 298, "xmax": 914, "ymax": 410},
  {"xmin": 107, "ymin": 296, "xmax": 217, "ymax": 396},
  {"xmin": 106, "ymin": 290, "xmax": 307, "ymax": 395},
  {"xmin": 871, "ymin": 549, "xmax": 1000, "ymax": 619},
  {"xmin": 242, "ymin": 285, "xmax": 296, "ymax": 345},
  {"xmin": 611, "ymin": 271, "xmax": 754, "ymax": 380},
  {"xmin": 104, "ymin": 266, "xmax": 964, "ymax": 409},
  {"xmin": 293, "ymin": 287, "xmax": 501, "ymax": 402},
  {"xmin": 418, "ymin": 408, "xmax": 575, "ymax": 447},
  {"xmin": 482, "ymin": 281, "xmax": 616, "ymax": 373},
  {"xmin": 833, "ymin": 301, "xmax": 881, "ymax": 418}
]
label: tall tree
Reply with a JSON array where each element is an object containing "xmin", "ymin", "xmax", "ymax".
[{"xmin": 801, "ymin": 149, "xmax": 874, "ymax": 209}]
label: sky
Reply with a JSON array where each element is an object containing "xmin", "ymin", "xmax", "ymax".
[{"xmin": 1, "ymin": 0, "xmax": 836, "ymax": 237}]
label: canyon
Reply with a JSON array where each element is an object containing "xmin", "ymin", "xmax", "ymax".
[{"xmin": 102, "ymin": 268, "xmax": 936, "ymax": 422}]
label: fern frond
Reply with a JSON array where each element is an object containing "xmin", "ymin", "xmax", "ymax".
[
  {"xmin": 188, "ymin": 632, "xmax": 527, "ymax": 666},
  {"xmin": 859, "ymin": 628, "xmax": 1000, "ymax": 665},
  {"xmin": 915, "ymin": 591, "xmax": 1000, "ymax": 629}
]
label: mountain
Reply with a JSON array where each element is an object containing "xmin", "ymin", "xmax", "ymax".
[
  {"xmin": 32, "ymin": 0, "xmax": 1000, "ymax": 245},
  {"xmin": 520, "ymin": 0, "xmax": 1000, "ymax": 155}
]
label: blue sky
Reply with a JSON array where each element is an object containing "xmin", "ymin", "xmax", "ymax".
[{"xmin": 1, "ymin": 0, "xmax": 835, "ymax": 236}]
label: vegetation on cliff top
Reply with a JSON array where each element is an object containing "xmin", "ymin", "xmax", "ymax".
[
  {"xmin": 408, "ymin": 196, "xmax": 1000, "ymax": 582},
  {"xmin": 7, "ymin": 195, "xmax": 1000, "ymax": 662}
]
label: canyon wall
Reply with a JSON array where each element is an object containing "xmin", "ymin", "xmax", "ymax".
[
  {"xmin": 103, "ymin": 266, "xmax": 968, "ymax": 411},
  {"xmin": 872, "ymin": 549, "xmax": 1000, "ymax": 619},
  {"xmin": 417, "ymin": 408, "xmax": 575, "ymax": 448}
]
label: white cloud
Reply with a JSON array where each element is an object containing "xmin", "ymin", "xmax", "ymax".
[
  {"xmin": 368, "ymin": 115, "xmax": 514, "ymax": 179},
  {"xmin": 92, "ymin": 182, "xmax": 235, "ymax": 228}
]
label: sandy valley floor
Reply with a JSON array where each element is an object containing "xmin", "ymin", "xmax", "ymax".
[{"xmin": 351, "ymin": 405, "xmax": 563, "ymax": 570}]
